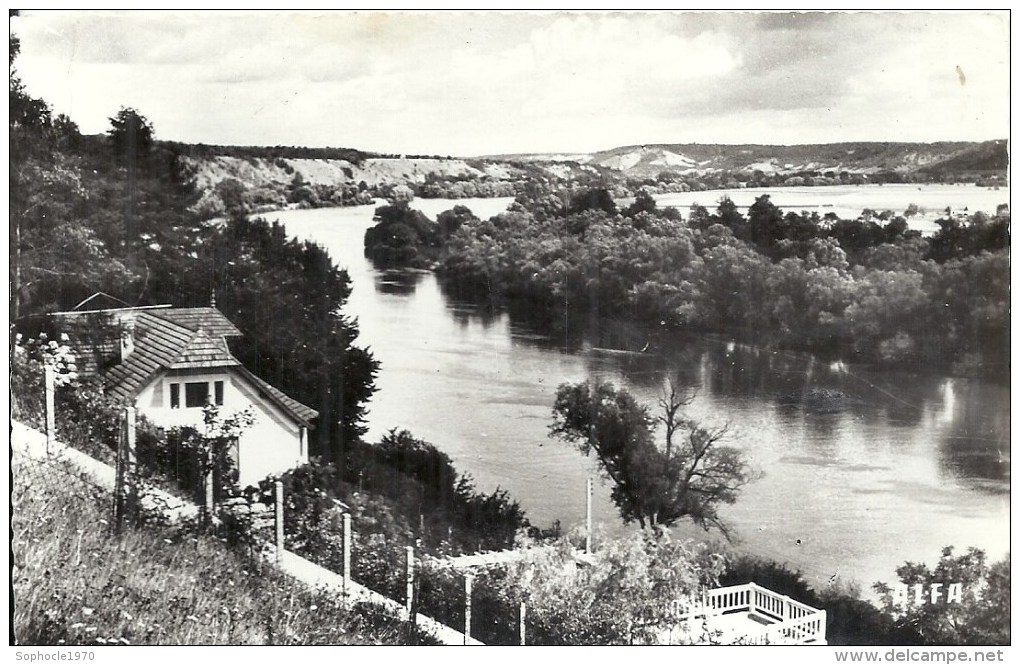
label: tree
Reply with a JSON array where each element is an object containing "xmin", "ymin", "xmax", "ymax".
[
  {"xmin": 713, "ymin": 196, "xmax": 745, "ymax": 232},
  {"xmin": 363, "ymin": 203, "xmax": 438, "ymax": 268},
  {"xmin": 436, "ymin": 205, "xmax": 479, "ymax": 240},
  {"xmin": 568, "ymin": 187, "xmax": 617, "ymax": 216},
  {"xmin": 747, "ymin": 194, "xmax": 784, "ymax": 249},
  {"xmin": 500, "ymin": 530, "xmax": 726, "ymax": 645},
  {"xmin": 624, "ymin": 189, "xmax": 657, "ymax": 218},
  {"xmin": 874, "ymin": 547, "xmax": 1010, "ymax": 645},
  {"xmin": 10, "ymin": 33, "xmax": 53, "ymax": 140},
  {"xmin": 108, "ymin": 106, "xmax": 155, "ymax": 164},
  {"xmin": 550, "ymin": 378, "xmax": 755, "ymax": 533},
  {"xmin": 51, "ymin": 113, "xmax": 82, "ymax": 152},
  {"xmin": 389, "ymin": 184, "xmax": 415, "ymax": 207},
  {"xmin": 216, "ymin": 178, "xmax": 249, "ymax": 219}
]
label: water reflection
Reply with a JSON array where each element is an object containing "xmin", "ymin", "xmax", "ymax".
[
  {"xmin": 937, "ymin": 380, "xmax": 1010, "ymax": 485},
  {"xmin": 803, "ymin": 411, "xmax": 842, "ymax": 441},
  {"xmin": 374, "ymin": 269, "xmax": 428, "ymax": 296},
  {"xmin": 445, "ymin": 300, "xmax": 503, "ymax": 330}
]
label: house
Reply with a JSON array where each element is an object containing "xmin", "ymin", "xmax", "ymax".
[{"xmin": 53, "ymin": 301, "xmax": 316, "ymax": 488}]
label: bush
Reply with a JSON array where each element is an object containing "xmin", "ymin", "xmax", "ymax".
[
  {"xmin": 135, "ymin": 405, "xmax": 248, "ymax": 505},
  {"xmin": 369, "ymin": 430, "xmax": 528, "ymax": 550},
  {"xmin": 459, "ymin": 530, "xmax": 729, "ymax": 645},
  {"xmin": 11, "ymin": 332, "xmax": 118, "ymax": 464}
]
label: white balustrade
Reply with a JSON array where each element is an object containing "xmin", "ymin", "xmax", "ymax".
[{"xmin": 689, "ymin": 582, "xmax": 826, "ymax": 644}]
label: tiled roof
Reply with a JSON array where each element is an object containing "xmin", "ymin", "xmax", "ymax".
[
  {"xmin": 235, "ymin": 366, "xmax": 318, "ymax": 426},
  {"xmin": 51, "ymin": 312, "xmax": 121, "ymax": 377},
  {"xmin": 147, "ymin": 308, "xmax": 243, "ymax": 338},
  {"xmin": 104, "ymin": 313, "xmax": 196, "ymax": 402},
  {"xmin": 169, "ymin": 330, "xmax": 240, "ymax": 370}
]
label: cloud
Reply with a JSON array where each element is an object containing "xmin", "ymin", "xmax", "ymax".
[{"xmin": 10, "ymin": 10, "xmax": 1009, "ymax": 155}]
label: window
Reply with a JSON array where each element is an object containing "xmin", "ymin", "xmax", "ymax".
[
  {"xmin": 214, "ymin": 381, "xmax": 224, "ymax": 406},
  {"xmin": 170, "ymin": 383, "xmax": 180, "ymax": 409},
  {"xmin": 185, "ymin": 382, "xmax": 209, "ymax": 408}
]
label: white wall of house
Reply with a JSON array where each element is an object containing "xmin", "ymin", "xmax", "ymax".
[{"xmin": 135, "ymin": 367, "xmax": 308, "ymax": 488}]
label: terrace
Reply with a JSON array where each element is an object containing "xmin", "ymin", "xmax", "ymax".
[{"xmin": 662, "ymin": 582, "xmax": 828, "ymax": 645}]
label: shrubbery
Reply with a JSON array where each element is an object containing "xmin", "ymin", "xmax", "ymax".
[
  {"xmin": 437, "ymin": 189, "xmax": 1009, "ymax": 377},
  {"xmin": 258, "ymin": 428, "xmax": 530, "ymax": 606}
]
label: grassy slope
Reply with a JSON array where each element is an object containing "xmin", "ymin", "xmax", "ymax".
[{"xmin": 11, "ymin": 455, "xmax": 426, "ymax": 646}]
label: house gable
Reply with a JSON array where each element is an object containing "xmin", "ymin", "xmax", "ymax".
[
  {"xmin": 54, "ymin": 304, "xmax": 318, "ymax": 428},
  {"xmin": 169, "ymin": 330, "xmax": 240, "ymax": 370}
]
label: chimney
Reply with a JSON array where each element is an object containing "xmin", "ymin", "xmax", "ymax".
[{"xmin": 120, "ymin": 320, "xmax": 135, "ymax": 361}]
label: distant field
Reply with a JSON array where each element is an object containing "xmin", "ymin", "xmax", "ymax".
[{"xmin": 648, "ymin": 183, "xmax": 1009, "ymax": 234}]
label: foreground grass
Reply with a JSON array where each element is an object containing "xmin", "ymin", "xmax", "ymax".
[{"xmin": 12, "ymin": 456, "xmax": 433, "ymax": 645}]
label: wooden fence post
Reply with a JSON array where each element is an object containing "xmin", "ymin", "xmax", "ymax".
[
  {"xmin": 114, "ymin": 406, "xmax": 138, "ymax": 529},
  {"xmin": 115, "ymin": 407, "xmax": 125, "ymax": 529},
  {"xmin": 124, "ymin": 407, "xmax": 137, "ymax": 526},
  {"xmin": 519, "ymin": 601, "xmax": 527, "ymax": 646},
  {"xmin": 585, "ymin": 476, "xmax": 593, "ymax": 554},
  {"xmin": 274, "ymin": 480, "xmax": 284, "ymax": 563},
  {"xmin": 405, "ymin": 545, "xmax": 415, "ymax": 620},
  {"xmin": 464, "ymin": 573, "xmax": 473, "ymax": 645},
  {"xmin": 44, "ymin": 364, "xmax": 56, "ymax": 455},
  {"xmin": 342, "ymin": 512, "xmax": 352, "ymax": 599},
  {"xmin": 204, "ymin": 445, "xmax": 215, "ymax": 525}
]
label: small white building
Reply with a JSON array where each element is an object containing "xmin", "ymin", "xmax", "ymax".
[{"xmin": 56, "ymin": 302, "xmax": 316, "ymax": 488}]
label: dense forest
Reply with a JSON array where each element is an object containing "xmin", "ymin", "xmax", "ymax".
[{"xmin": 423, "ymin": 188, "xmax": 1009, "ymax": 379}]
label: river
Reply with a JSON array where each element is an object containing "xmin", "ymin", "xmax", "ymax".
[
  {"xmin": 271, "ymin": 192, "xmax": 1009, "ymax": 596},
  {"xmin": 645, "ymin": 183, "xmax": 1009, "ymax": 235}
]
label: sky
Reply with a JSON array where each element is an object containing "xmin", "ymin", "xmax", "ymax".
[{"xmin": 10, "ymin": 10, "xmax": 1011, "ymax": 156}]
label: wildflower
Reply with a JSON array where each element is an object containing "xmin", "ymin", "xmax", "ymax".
[
  {"xmin": 71, "ymin": 623, "xmax": 84, "ymax": 629},
  {"xmin": 60, "ymin": 333, "xmax": 69, "ymax": 342},
  {"xmin": 82, "ymin": 607, "xmax": 94, "ymax": 616},
  {"xmin": 310, "ymin": 605, "xmax": 318, "ymax": 611},
  {"xmin": 186, "ymin": 615, "xmax": 199, "ymax": 621}
]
